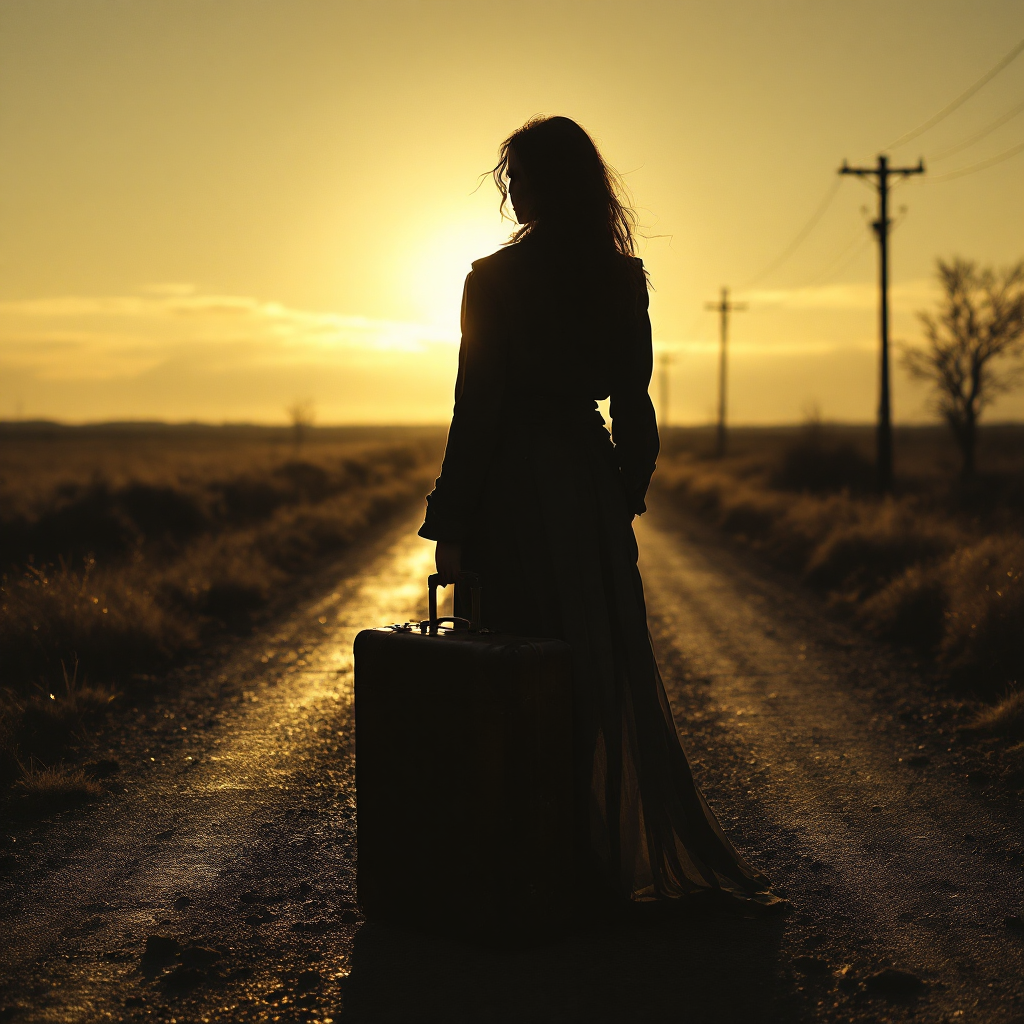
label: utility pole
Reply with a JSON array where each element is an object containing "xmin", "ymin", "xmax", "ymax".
[
  {"xmin": 839, "ymin": 154, "xmax": 924, "ymax": 492},
  {"xmin": 657, "ymin": 350, "xmax": 675, "ymax": 430},
  {"xmin": 705, "ymin": 286, "xmax": 746, "ymax": 457}
]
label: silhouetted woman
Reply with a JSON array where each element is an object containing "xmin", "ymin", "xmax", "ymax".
[{"xmin": 419, "ymin": 116, "xmax": 783, "ymax": 914}]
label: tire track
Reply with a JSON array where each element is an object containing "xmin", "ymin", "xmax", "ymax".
[
  {"xmin": 0, "ymin": 511, "xmax": 436, "ymax": 1023},
  {"xmin": 638, "ymin": 506, "xmax": 1024, "ymax": 1023}
]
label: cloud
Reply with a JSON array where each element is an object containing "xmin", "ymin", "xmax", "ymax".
[
  {"xmin": 7, "ymin": 282, "xmax": 1018, "ymax": 426},
  {"xmin": 659, "ymin": 336, "xmax": 878, "ymax": 356},
  {"xmin": 0, "ymin": 288, "xmax": 463, "ymax": 423},
  {"xmin": 0, "ymin": 288, "xmax": 460, "ymax": 383},
  {"xmin": 740, "ymin": 278, "xmax": 938, "ymax": 312}
]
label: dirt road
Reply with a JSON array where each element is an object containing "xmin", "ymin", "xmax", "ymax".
[{"xmin": 1, "ymin": 503, "xmax": 1023, "ymax": 1024}]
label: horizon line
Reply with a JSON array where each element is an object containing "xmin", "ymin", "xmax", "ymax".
[{"xmin": 3, "ymin": 417, "xmax": 1024, "ymax": 431}]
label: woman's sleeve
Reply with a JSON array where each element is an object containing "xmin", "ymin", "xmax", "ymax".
[
  {"xmin": 609, "ymin": 268, "xmax": 660, "ymax": 515},
  {"xmin": 418, "ymin": 269, "xmax": 506, "ymax": 542}
]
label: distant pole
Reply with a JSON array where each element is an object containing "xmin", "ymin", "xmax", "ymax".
[
  {"xmin": 657, "ymin": 351, "xmax": 674, "ymax": 429},
  {"xmin": 705, "ymin": 287, "xmax": 746, "ymax": 457},
  {"xmin": 839, "ymin": 154, "xmax": 925, "ymax": 491}
]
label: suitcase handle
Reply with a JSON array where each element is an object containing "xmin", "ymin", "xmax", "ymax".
[{"xmin": 425, "ymin": 571, "xmax": 481, "ymax": 635}]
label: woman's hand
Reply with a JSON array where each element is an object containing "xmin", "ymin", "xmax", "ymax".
[{"xmin": 434, "ymin": 541, "xmax": 462, "ymax": 586}]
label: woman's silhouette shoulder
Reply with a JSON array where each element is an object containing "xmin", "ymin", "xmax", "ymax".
[{"xmin": 469, "ymin": 239, "xmax": 531, "ymax": 277}]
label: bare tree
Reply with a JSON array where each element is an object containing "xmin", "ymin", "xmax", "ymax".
[
  {"xmin": 903, "ymin": 257, "xmax": 1024, "ymax": 478},
  {"xmin": 286, "ymin": 398, "xmax": 317, "ymax": 452}
]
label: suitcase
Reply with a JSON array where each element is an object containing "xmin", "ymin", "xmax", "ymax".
[{"xmin": 354, "ymin": 572, "xmax": 574, "ymax": 941}]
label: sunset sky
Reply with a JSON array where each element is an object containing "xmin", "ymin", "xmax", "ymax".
[{"xmin": 1, "ymin": 1, "xmax": 1023, "ymax": 425}]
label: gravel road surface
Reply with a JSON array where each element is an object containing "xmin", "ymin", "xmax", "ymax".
[{"xmin": 1, "ymin": 503, "xmax": 1022, "ymax": 1024}]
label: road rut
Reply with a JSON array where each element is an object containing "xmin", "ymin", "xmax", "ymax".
[{"xmin": 637, "ymin": 505, "xmax": 1024, "ymax": 1024}]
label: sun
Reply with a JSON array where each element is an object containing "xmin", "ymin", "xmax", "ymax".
[{"xmin": 401, "ymin": 216, "xmax": 510, "ymax": 333}]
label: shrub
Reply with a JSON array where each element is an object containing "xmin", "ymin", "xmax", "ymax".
[
  {"xmin": 118, "ymin": 482, "xmax": 209, "ymax": 544},
  {"xmin": 0, "ymin": 561, "xmax": 193, "ymax": 685},
  {"xmin": 159, "ymin": 534, "xmax": 278, "ymax": 624},
  {"xmin": 769, "ymin": 493, "xmax": 858, "ymax": 569},
  {"xmin": 0, "ymin": 662, "xmax": 115, "ymax": 787},
  {"xmin": 859, "ymin": 565, "xmax": 948, "ymax": 650},
  {"xmin": 803, "ymin": 501, "xmax": 956, "ymax": 594},
  {"xmin": 0, "ymin": 704, "xmax": 19, "ymax": 786},
  {"xmin": 717, "ymin": 487, "xmax": 784, "ymax": 542},
  {"xmin": 859, "ymin": 534, "xmax": 1024, "ymax": 681},
  {"xmin": 0, "ymin": 480, "xmax": 140, "ymax": 567},
  {"xmin": 938, "ymin": 535, "xmax": 1024, "ymax": 686},
  {"xmin": 969, "ymin": 689, "xmax": 1024, "ymax": 740},
  {"xmin": 771, "ymin": 431, "xmax": 874, "ymax": 494},
  {"xmin": 13, "ymin": 763, "xmax": 104, "ymax": 814}
]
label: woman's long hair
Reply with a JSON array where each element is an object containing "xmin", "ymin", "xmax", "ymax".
[{"xmin": 492, "ymin": 116, "xmax": 640, "ymax": 257}]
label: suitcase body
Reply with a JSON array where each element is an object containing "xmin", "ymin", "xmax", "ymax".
[{"xmin": 354, "ymin": 584, "xmax": 574, "ymax": 940}]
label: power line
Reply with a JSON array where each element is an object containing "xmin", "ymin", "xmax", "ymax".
[
  {"xmin": 928, "ymin": 97, "xmax": 1024, "ymax": 160},
  {"xmin": 737, "ymin": 177, "xmax": 843, "ymax": 289},
  {"xmin": 745, "ymin": 202, "xmax": 876, "ymax": 297},
  {"xmin": 925, "ymin": 137, "xmax": 1024, "ymax": 181},
  {"xmin": 802, "ymin": 231, "xmax": 874, "ymax": 289},
  {"xmin": 736, "ymin": 174, "xmax": 911, "ymax": 302},
  {"xmin": 885, "ymin": 35, "xmax": 1024, "ymax": 151}
]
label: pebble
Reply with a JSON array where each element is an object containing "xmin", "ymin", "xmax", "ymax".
[
  {"xmin": 865, "ymin": 967, "xmax": 924, "ymax": 996},
  {"xmin": 792, "ymin": 955, "xmax": 830, "ymax": 974},
  {"xmin": 245, "ymin": 909, "xmax": 277, "ymax": 926},
  {"xmin": 291, "ymin": 920, "xmax": 344, "ymax": 933},
  {"xmin": 296, "ymin": 969, "xmax": 322, "ymax": 992},
  {"xmin": 142, "ymin": 935, "xmax": 181, "ymax": 962},
  {"xmin": 101, "ymin": 950, "xmax": 132, "ymax": 963},
  {"xmin": 179, "ymin": 945, "xmax": 221, "ymax": 969},
  {"xmin": 162, "ymin": 964, "xmax": 205, "ymax": 990}
]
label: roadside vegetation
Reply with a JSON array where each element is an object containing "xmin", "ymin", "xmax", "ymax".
[
  {"xmin": 0, "ymin": 423, "xmax": 444, "ymax": 811},
  {"xmin": 654, "ymin": 423, "xmax": 1024, "ymax": 750}
]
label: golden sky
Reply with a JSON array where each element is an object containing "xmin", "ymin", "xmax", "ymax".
[{"xmin": 1, "ymin": 0, "xmax": 1023, "ymax": 425}]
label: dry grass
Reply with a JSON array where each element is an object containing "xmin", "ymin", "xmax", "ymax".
[
  {"xmin": 13, "ymin": 763, "xmax": 105, "ymax": 814},
  {"xmin": 968, "ymin": 690, "xmax": 1024, "ymax": 740},
  {"xmin": 0, "ymin": 424, "xmax": 445, "ymax": 799},
  {"xmin": 656, "ymin": 425, "xmax": 1023, "ymax": 697},
  {"xmin": 2, "ymin": 561, "xmax": 194, "ymax": 686},
  {"xmin": 937, "ymin": 536, "xmax": 1024, "ymax": 682}
]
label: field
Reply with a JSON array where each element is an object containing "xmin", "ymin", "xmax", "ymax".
[
  {"xmin": 0, "ymin": 422, "xmax": 445, "ymax": 803},
  {"xmin": 654, "ymin": 423, "xmax": 1024, "ymax": 732}
]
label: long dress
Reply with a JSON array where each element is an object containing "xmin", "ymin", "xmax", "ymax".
[{"xmin": 418, "ymin": 232, "xmax": 782, "ymax": 912}]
